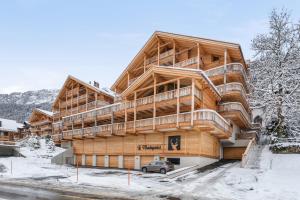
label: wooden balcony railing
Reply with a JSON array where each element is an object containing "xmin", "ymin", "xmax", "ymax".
[
  {"xmin": 58, "ymin": 109, "xmax": 231, "ymax": 139},
  {"xmin": 173, "ymin": 57, "xmax": 198, "ymax": 68},
  {"xmin": 52, "ymin": 134, "xmax": 62, "ymax": 142},
  {"xmin": 205, "ymin": 63, "xmax": 248, "ymax": 84},
  {"xmin": 217, "ymin": 82, "xmax": 248, "ymax": 100},
  {"xmin": 218, "ymin": 102, "xmax": 251, "ymax": 124},
  {"xmin": 62, "ymin": 86, "xmax": 200, "ymax": 123}
]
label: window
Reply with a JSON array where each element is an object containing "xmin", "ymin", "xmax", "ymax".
[
  {"xmin": 167, "ymin": 158, "xmax": 180, "ymax": 165},
  {"xmin": 212, "ymin": 55, "xmax": 220, "ymax": 62}
]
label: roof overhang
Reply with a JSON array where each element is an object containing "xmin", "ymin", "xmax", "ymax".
[
  {"xmin": 121, "ymin": 66, "xmax": 221, "ymax": 101},
  {"xmin": 111, "ymin": 31, "xmax": 246, "ymax": 92}
]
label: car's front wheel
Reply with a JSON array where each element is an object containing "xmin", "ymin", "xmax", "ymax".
[
  {"xmin": 160, "ymin": 168, "xmax": 166, "ymax": 174},
  {"xmin": 142, "ymin": 167, "xmax": 147, "ymax": 173}
]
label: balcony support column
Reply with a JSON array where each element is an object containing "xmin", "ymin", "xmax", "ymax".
[
  {"xmin": 176, "ymin": 79, "xmax": 180, "ymax": 127},
  {"xmin": 125, "ymin": 98, "xmax": 127, "ymax": 132},
  {"xmin": 191, "ymin": 78, "xmax": 195, "ymax": 126},
  {"xmin": 95, "ymin": 93, "xmax": 97, "ymax": 109},
  {"xmin": 65, "ymin": 90, "xmax": 68, "ymax": 116},
  {"xmin": 157, "ymin": 37, "xmax": 160, "ymax": 66},
  {"xmin": 224, "ymin": 49, "xmax": 228, "ymax": 92},
  {"xmin": 127, "ymin": 72, "xmax": 130, "ymax": 87},
  {"xmin": 173, "ymin": 40, "xmax": 176, "ymax": 67},
  {"xmin": 153, "ymin": 75, "xmax": 157, "ymax": 130},
  {"xmin": 71, "ymin": 82, "xmax": 73, "ymax": 114},
  {"xmin": 143, "ymin": 54, "xmax": 146, "ymax": 73},
  {"xmin": 197, "ymin": 43, "xmax": 200, "ymax": 70},
  {"xmin": 134, "ymin": 92, "xmax": 137, "ymax": 132},
  {"xmin": 77, "ymin": 88, "xmax": 79, "ymax": 113},
  {"xmin": 85, "ymin": 87, "xmax": 88, "ymax": 111}
]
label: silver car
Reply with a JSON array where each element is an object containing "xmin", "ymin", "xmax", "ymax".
[{"xmin": 141, "ymin": 161, "xmax": 174, "ymax": 174}]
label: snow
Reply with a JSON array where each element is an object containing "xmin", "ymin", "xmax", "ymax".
[
  {"xmin": 0, "ymin": 145, "xmax": 300, "ymax": 199},
  {"xmin": 35, "ymin": 108, "xmax": 53, "ymax": 117},
  {"xmin": 0, "ymin": 118, "xmax": 23, "ymax": 132}
]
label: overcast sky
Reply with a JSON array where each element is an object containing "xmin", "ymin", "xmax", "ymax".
[{"xmin": 1, "ymin": 0, "xmax": 300, "ymax": 94}]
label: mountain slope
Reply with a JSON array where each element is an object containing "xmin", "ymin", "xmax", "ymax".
[{"xmin": 0, "ymin": 89, "xmax": 58, "ymax": 122}]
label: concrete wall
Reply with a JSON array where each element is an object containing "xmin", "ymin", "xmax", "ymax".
[
  {"xmin": 51, "ymin": 148, "xmax": 74, "ymax": 165},
  {"xmin": 0, "ymin": 146, "xmax": 20, "ymax": 157}
]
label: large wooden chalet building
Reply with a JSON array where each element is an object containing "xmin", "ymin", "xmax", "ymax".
[{"xmin": 50, "ymin": 31, "xmax": 257, "ymax": 169}]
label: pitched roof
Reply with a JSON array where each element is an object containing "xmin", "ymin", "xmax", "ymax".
[
  {"xmin": 111, "ymin": 31, "xmax": 246, "ymax": 91},
  {"xmin": 0, "ymin": 118, "xmax": 23, "ymax": 132},
  {"xmin": 121, "ymin": 65, "xmax": 221, "ymax": 100},
  {"xmin": 35, "ymin": 108, "xmax": 53, "ymax": 117},
  {"xmin": 53, "ymin": 75, "xmax": 115, "ymax": 108}
]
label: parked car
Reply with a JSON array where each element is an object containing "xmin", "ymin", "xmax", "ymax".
[{"xmin": 141, "ymin": 160, "xmax": 174, "ymax": 174}]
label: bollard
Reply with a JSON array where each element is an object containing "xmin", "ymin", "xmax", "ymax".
[{"xmin": 10, "ymin": 160, "xmax": 12, "ymax": 175}]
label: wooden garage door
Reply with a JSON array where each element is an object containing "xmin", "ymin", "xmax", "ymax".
[
  {"xmin": 124, "ymin": 156, "xmax": 134, "ymax": 169},
  {"xmin": 223, "ymin": 147, "xmax": 246, "ymax": 160},
  {"xmin": 75, "ymin": 155, "xmax": 82, "ymax": 166},
  {"xmin": 96, "ymin": 156, "xmax": 104, "ymax": 167},
  {"xmin": 109, "ymin": 156, "xmax": 118, "ymax": 168},
  {"xmin": 141, "ymin": 156, "xmax": 154, "ymax": 167},
  {"xmin": 86, "ymin": 155, "xmax": 93, "ymax": 166}
]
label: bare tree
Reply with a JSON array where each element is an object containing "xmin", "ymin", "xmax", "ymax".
[{"xmin": 250, "ymin": 8, "xmax": 300, "ymax": 137}]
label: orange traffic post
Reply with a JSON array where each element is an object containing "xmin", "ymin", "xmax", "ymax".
[
  {"xmin": 128, "ymin": 168, "xmax": 130, "ymax": 186},
  {"xmin": 76, "ymin": 160, "xmax": 79, "ymax": 183}
]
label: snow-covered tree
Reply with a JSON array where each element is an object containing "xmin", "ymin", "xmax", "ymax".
[
  {"xmin": 27, "ymin": 136, "xmax": 41, "ymax": 149},
  {"xmin": 250, "ymin": 8, "xmax": 300, "ymax": 137}
]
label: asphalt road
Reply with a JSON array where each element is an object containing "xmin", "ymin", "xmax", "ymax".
[{"xmin": 0, "ymin": 183, "xmax": 128, "ymax": 200}]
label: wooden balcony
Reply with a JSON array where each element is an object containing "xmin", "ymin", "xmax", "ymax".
[
  {"xmin": 216, "ymin": 82, "xmax": 250, "ymax": 112},
  {"xmin": 40, "ymin": 124, "xmax": 52, "ymax": 131},
  {"xmin": 218, "ymin": 102, "xmax": 251, "ymax": 128},
  {"xmin": 205, "ymin": 63, "xmax": 249, "ymax": 91},
  {"xmin": 63, "ymin": 86, "xmax": 199, "ymax": 125},
  {"xmin": 173, "ymin": 57, "xmax": 198, "ymax": 69},
  {"xmin": 52, "ymin": 134, "xmax": 62, "ymax": 143},
  {"xmin": 66, "ymin": 87, "xmax": 80, "ymax": 97},
  {"xmin": 59, "ymin": 109, "xmax": 231, "ymax": 140}
]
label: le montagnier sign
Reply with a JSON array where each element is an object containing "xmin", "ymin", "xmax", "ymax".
[{"xmin": 137, "ymin": 144, "xmax": 163, "ymax": 151}]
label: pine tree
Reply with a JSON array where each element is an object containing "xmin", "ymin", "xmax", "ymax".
[{"xmin": 250, "ymin": 8, "xmax": 300, "ymax": 137}]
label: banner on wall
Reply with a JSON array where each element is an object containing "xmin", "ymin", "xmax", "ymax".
[{"xmin": 168, "ymin": 135, "xmax": 181, "ymax": 151}]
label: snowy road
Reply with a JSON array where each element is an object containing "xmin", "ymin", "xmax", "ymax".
[{"xmin": 0, "ymin": 183, "xmax": 130, "ymax": 200}]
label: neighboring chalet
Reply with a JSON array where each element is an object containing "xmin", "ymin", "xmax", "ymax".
[
  {"xmin": 51, "ymin": 31, "xmax": 258, "ymax": 169},
  {"xmin": 0, "ymin": 118, "xmax": 24, "ymax": 144},
  {"xmin": 29, "ymin": 108, "xmax": 53, "ymax": 136}
]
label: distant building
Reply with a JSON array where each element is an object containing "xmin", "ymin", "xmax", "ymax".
[
  {"xmin": 29, "ymin": 108, "xmax": 53, "ymax": 137},
  {"xmin": 0, "ymin": 118, "xmax": 24, "ymax": 144}
]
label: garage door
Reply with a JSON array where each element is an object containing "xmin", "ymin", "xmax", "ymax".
[
  {"xmin": 223, "ymin": 147, "xmax": 246, "ymax": 160},
  {"xmin": 141, "ymin": 156, "xmax": 154, "ymax": 167},
  {"xmin": 124, "ymin": 156, "xmax": 135, "ymax": 169},
  {"xmin": 96, "ymin": 156, "xmax": 104, "ymax": 167},
  {"xmin": 86, "ymin": 155, "xmax": 93, "ymax": 166},
  {"xmin": 109, "ymin": 156, "xmax": 118, "ymax": 168}
]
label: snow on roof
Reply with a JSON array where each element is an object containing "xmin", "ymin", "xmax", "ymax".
[
  {"xmin": 36, "ymin": 108, "xmax": 53, "ymax": 117},
  {"xmin": 0, "ymin": 118, "xmax": 23, "ymax": 132}
]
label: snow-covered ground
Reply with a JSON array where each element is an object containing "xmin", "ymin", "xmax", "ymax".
[{"xmin": 0, "ymin": 143, "xmax": 300, "ymax": 200}]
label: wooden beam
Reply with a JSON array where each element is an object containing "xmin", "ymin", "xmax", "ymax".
[
  {"xmin": 134, "ymin": 92, "xmax": 137, "ymax": 132},
  {"xmin": 224, "ymin": 49, "xmax": 227, "ymax": 92},
  {"xmin": 157, "ymin": 39, "xmax": 160, "ymax": 66},
  {"xmin": 153, "ymin": 74, "xmax": 157, "ymax": 130},
  {"xmin": 197, "ymin": 43, "xmax": 200, "ymax": 69},
  {"xmin": 191, "ymin": 78, "xmax": 195, "ymax": 126},
  {"xmin": 176, "ymin": 79, "xmax": 180, "ymax": 127},
  {"xmin": 173, "ymin": 40, "xmax": 176, "ymax": 67}
]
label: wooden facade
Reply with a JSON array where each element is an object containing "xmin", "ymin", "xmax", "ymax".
[
  {"xmin": 0, "ymin": 118, "xmax": 25, "ymax": 145},
  {"xmin": 50, "ymin": 31, "xmax": 254, "ymax": 168},
  {"xmin": 29, "ymin": 109, "xmax": 53, "ymax": 136}
]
